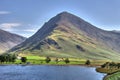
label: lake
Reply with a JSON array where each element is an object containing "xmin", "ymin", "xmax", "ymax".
[{"xmin": 0, "ymin": 65, "xmax": 105, "ymax": 80}]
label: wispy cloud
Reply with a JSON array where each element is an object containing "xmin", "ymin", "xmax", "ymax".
[
  {"xmin": 0, "ymin": 23, "xmax": 21, "ymax": 30},
  {"xmin": 0, "ymin": 11, "xmax": 11, "ymax": 15},
  {"xmin": 23, "ymin": 29, "xmax": 38, "ymax": 32},
  {"xmin": 22, "ymin": 24, "xmax": 39, "ymax": 32},
  {"xmin": 0, "ymin": 23, "xmax": 39, "ymax": 37}
]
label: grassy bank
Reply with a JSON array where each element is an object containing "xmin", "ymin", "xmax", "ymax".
[{"xmin": 0, "ymin": 55, "xmax": 108, "ymax": 66}]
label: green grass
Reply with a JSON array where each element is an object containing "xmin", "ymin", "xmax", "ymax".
[
  {"xmin": 0, "ymin": 55, "xmax": 108, "ymax": 66},
  {"xmin": 23, "ymin": 55, "xmax": 85, "ymax": 65},
  {"xmin": 104, "ymin": 72, "xmax": 120, "ymax": 80},
  {"xmin": 26, "ymin": 55, "xmax": 45, "ymax": 60}
]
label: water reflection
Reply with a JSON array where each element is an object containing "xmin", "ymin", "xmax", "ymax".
[{"xmin": 0, "ymin": 65, "xmax": 104, "ymax": 80}]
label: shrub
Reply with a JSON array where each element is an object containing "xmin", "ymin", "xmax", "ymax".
[
  {"xmin": 64, "ymin": 58, "xmax": 70, "ymax": 64},
  {"xmin": 85, "ymin": 60, "xmax": 90, "ymax": 65},
  {"xmin": 45, "ymin": 57, "xmax": 51, "ymax": 63},
  {"xmin": 21, "ymin": 57, "xmax": 27, "ymax": 63}
]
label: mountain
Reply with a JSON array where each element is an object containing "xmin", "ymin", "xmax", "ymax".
[
  {"xmin": 0, "ymin": 29, "xmax": 26, "ymax": 53},
  {"xmin": 112, "ymin": 30, "xmax": 120, "ymax": 33},
  {"xmin": 9, "ymin": 12, "xmax": 120, "ymax": 61}
]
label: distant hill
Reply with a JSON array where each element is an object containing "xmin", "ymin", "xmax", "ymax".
[
  {"xmin": 0, "ymin": 29, "xmax": 26, "ymax": 53},
  {"xmin": 9, "ymin": 12, "xmax": 120, "ymax": 61}
]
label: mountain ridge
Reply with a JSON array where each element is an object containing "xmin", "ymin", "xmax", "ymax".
[{"xmin": 0, "ymin": 29, "xmax": 26, "ymax": 53}]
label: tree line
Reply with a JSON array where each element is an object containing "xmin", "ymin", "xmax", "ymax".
[
  {"xmin": 0, "ymin": 54, "xmax": 91, "ymax": 65},
  {"xmin": 0, "ymin": 54, "xmax": 27, "ymax": 63},
  {"xmin": 45, "ymin": 57, "xmax": 91, "ymax": 65},
  {"xmin": 0, "ymin": 54, "xmax": 16, "ymax": 63}
]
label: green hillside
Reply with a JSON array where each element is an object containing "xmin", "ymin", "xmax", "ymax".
[{"xmin": 10, "ymin": 24, "xmax": 120, "ymax": 61}]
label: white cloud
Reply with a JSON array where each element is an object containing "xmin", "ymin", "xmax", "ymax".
[
  {"xmin": 0, "ymin": 23, "xmax": 39, "ymax": 37},
  {"xmin": 0, "ymin": 11, "xmax": 11, "ymax": 15},
  {"xmin": 23, "ymin": 24, "xmax": 39, "ymax": 32},
  {"xmin": 23, "ymin": 29, "xmax": 38, "ymax": 32},
  {"xmin": 0, "ymin": 23, "xmax": 21, "ymax": 29}
]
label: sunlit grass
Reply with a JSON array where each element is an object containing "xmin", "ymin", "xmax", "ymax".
[
  {"xmin": 9, "ymin": 55, "xmax": 108, "ymax": 66},
  {"xmin": 104, "ymin": 72, "xmax": 120, "ymax": 80}
]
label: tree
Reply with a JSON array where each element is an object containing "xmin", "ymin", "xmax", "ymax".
[
  {"xmin": 21, "ymin": 57, "xmax": 27, "ymax": 63},
  {"xmin": 45, "ymin": 57, "xmax": 51, "ymax": 63},
  {"xmin": 55, "ymin": 58, "xmax": 59, "ymax": 64},
  {"xmin": 64, "ymin": 58, "xmax": 70, "ymax": 64},
  {"xmin": 0, "ymin": 55, "xmax": 5, "ymax": 63},
  {"xmin": 11, "ymin": 54, "xmax": 17, "ymax": 63},
  {"xmin": 117, "ymin": 63, "xmax": 120, "ymax": 69},
  {"xmin": 3, "ymin": 54, "xmax": 10, "ymax": 63},
  {"xmin": 0, "ymin": 54, "xmax": 17, "ymax": 63},
  {"xmin": 109, "ymin": 62, "xmax": 116, "ymax": 69},
  {"xmin": 85, "ymin": 60, "xmax": 90, "ymax": 65},
  {"xmin": 101, "ymin": 63, "xmax": 106, "ymax": 68}
]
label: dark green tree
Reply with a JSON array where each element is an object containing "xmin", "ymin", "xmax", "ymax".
[
  {"xmin": 5, "ymin": 54, "xmax": 11, "ymax": 63},
  {"xmin": 21, "ymin": 57, "xmax": 27, "ymax": 63},
  {"xmin": 117, "ymin": 63, "xmax": 120, "ymax": 69},
  {"xmin": 85, "ymin": 60, "xmax": 91, "ymax": 65},
  {"xmin": 64, "ymin": 58, "xmax": 70, "ymax": 64},
  {"xmin": 0, "ymin": 55, "xmax": 5, "ymax": 63},
  {"xmin": 101, "ymin": 63, "xmax": 106, "ymax": 68},
  {"xmin": 0, "ymin": 54, "xmax": 16, "ymax": 63},
  {"xmin": 11, "ymin": 54, "xmax": 17, "ymax": 63},
  {"xmin": 45, "ymin": 57, "xmax": 51, "ymax": 63}
]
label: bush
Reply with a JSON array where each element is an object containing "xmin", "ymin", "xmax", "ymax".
[
  {"xmin": 21, "ymin": 57, "xmax": 27, "ymax": 63},
  {"xmin": 85, "ymin": 60, "xmax": 90, "ymax": 65},
  {"xmin": 64, "ymin": 58, "xmax": 70, "ymax": 64},
  {"xmin": 45, "ymin": 57, "xmax": 51, "ymax": 63}
]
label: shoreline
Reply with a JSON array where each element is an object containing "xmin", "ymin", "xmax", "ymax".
[{"xmin": 0, "ymin": 63, "xmax": 100, "ymax": 67}]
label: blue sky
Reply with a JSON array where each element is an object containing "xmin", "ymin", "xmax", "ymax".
[{"xmin": 0, "ymin": 0, "xmax": 120, "ymax": 37}]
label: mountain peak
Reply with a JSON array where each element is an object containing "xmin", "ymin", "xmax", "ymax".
[
  {"xmin": 58, "ymin": 11, "xmax": 71, "ymax": 15},
  {"xmin": 55, "ymin": 11, "xmax": 87, "ymax": 25},
  {"xmin": 57, "ymin": 11, "xmax": 77, "ymax": 18}
]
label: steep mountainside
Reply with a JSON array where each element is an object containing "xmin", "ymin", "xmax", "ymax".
[
  {"xmin": 0, "ymin": 29, "xmax": 26, "ymax": 53},
  {"xmin": 9, "ymin": 12, "xmax": 120, "ymax": 61}
]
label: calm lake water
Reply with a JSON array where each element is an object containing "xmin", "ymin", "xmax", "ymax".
[{"xmin": 0, "ymin": 65, "xmax": 105, "ymax": 80}]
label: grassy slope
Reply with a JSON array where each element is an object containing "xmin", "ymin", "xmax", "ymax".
[
  {"xmin": 39, "ymin": 25, "xmax": 120, "ymax": 61},
  {"xmin": 104, "ymin": 72, "xmax": 120, "ymax": 80},
  {"xmin": 12, "ymin": 25, "xmax": 120, "ymax": 61}
]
